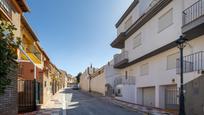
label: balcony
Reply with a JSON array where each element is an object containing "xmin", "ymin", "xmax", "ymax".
[
  {"xmin": 177, "ymin": 51, "xmax": 204, "ymax": 74},
  {"xmin": 114, "ymin": 51, "xmax": 129, "ymax": 68},
  {"xmin": 0, "ymin": 0, "xmax": 12, "ymax": 19},
  {"xmin": 182, "ymin": 0, "xmax": 204, "ymax": 40},
  {"xmin": 20, "ymin": 45, "xmax": 42, "ymax": 65},
  {"xmin": 26, "ymin": 45, "xmax": 42, "ymax": 61},
  {"xmin": 114, "ymin": 76, "xmax": 136, "ymax": 87}
]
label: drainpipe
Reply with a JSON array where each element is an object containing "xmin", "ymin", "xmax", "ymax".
[{"xmin": 18, "ymin": 46, "xmax": 37, "ymax": 111}]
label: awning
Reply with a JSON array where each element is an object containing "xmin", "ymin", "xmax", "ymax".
[{"xmin": 20, "ymin": 52, "xmax": 41, "ymax": 64}]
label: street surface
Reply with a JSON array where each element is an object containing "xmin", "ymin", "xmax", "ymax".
[{"xmin": 65, "ymin": 88, "xmax": 142, "ymax": 115}]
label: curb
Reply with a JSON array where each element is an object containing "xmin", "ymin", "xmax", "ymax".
[
  {"xmin": 111, "ymin": 99, "xmax": 174, "ymax": 115},
  {"xmin": 110, "ymin": 100, "xmax": 146, "ymax": 115}
]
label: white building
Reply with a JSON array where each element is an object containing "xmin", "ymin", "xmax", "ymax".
[{"xmin": 110, "ymin": 0, "xmax": 204, "ymax": 110}]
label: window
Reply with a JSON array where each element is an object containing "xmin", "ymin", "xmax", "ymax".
[
  {"xmin": 158, "ymin": 9, "xmax": 173, "ymax": 32},
  {"xmin": 140, "ymin": 63, "xmax": 149, "ymax": 76},
  {"xmin": 124, "ymin": 16, "xmax": 133, "ymax": 30},
  {"xmin": 133, "ymin": 33, "xmax": 142, "ymax": 49},
  {"xmin": 167, "ymin": 53, "xmax": 179, "ymax": 70}
]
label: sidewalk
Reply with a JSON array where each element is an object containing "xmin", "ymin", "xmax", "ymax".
[
  {"xmin": 82, "ymin": 91, "xmax": 177, "ymax": 115},
  {"xmin": 37, "ymin": 91, "xmax": 64, "ymax": 115},
  {"xmin": 19, "ymin": 89, "xmax": 67, "ymax": 115},
  {"xmin": 111, "ymin": 98, "xmax": 178, "ymax": 115}
]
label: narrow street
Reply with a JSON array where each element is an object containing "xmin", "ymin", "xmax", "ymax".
[
  {"xmin": 2, "ymin": 0, "xmax": 203, "ymax": 115},
  {"xmin": 64, "ymin": 88, "xmax": 142, "ymax": 115}
]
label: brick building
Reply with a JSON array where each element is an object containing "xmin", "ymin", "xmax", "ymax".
[{"xmin": 0, "ymin": 0, "xmax": 29, "ymax": 114}]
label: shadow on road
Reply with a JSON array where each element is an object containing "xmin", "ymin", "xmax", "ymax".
[{"xmin": 62, "ymin": 88, "xmax": 142, "ymax": 115}]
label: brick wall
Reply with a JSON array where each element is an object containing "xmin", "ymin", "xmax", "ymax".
[
  {"xmin": 19, "ymin": 62, "xmax": 43, "ymax": 81},
  {"xmin": 0, "ymin": 69, "xmax": 18, "ymax": 115}
]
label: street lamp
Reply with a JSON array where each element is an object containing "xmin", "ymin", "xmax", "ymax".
[
  {"xmin": 87, "ymin": 67, "xmax": 91, "ymax": 92},
  {"xmin": 176, "ymin": 35, "xmax": 188, "ymax": 115}
]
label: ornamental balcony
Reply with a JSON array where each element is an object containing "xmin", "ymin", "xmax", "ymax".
[
  {"xmin": 182, "ymin": 0, "xmax": 204, "ymax": 40},
  {"xmin": 20, "ymin": 45, "xmax": 42, "ymax": 65},
  {"xmin": 177, "ymin": 51, "xmax": 204, "ymax": 74},
  {"xmin": 114, "ymin": 51, "xmax": 129, "ymax": 68},
  {"xmin": 114, "ymin": 76, "xmax": 136, "ymax": 87}
]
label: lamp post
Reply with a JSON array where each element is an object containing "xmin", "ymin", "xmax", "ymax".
[
  {"xmin": 176, "ymin": 35, "xmax": 187, "ymax": 115},
  {"xmin": 87, "ymin": 67, "xmax": 91, "ymax": 92}
]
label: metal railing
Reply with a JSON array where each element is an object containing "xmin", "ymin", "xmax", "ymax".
[
  {"xmin": 26, "ymin": 45, "xmax": 42, "ymax": 61},
  {"xmin": 183, "ymin": 0, "xmax": 204, "ymax": 25},
  {"xmin": 147, "ymin": 0, "xmax": 160, "ymax": 11},
  {"xmin": 114, "ymin": 76, "xmax": 136, "ymax": 86},
  {"xmin": 114, "ymin": 51, "xmax": 128, "ymax": 65},
  {"xmin": 0, "ymin": 0, "xmax": 12, "ymax": 19},
  {"xmin": 177, "ymin": 51, "xmax": 204, "ymax": 74}
]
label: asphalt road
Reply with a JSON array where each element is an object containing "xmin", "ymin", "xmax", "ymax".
[{"xmin": 65, "ymin": 89, "xmax": 142, "ymax": 115}]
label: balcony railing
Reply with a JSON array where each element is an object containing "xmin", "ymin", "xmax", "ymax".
[
  {"xmin": 177, "ymin": 51, "xmax": 204, "ymax": 74},
  {"xmin": 0, "ymin": 0, "xmax": 12, "ymax": 19},
  {"xmin": 147, "ymin": 0, "xmax": 160, "ymax": 12},
  {"xmin": 114, "ymin": 76, "xmax": 136, "ymax": 86},
  {"xmin": 183, "ymin": 0, "xmax": 204, "ymax": 25},
  {"xmin": 26, "ymin": 46, "xmax": 42, "ymax": 61},
  {"xmin": 114, "ymin": 51, "xmax": 128, "ymax": 67}
]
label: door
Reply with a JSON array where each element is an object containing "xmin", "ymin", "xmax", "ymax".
[
  {"xmin": 165, "ymin": 85, "xmax": 178, "ymax": 110},
  {"xmin": 143, "ymin": 87, "xmax": 155, "ymax": 107},
  {"xmin": 18, "ymin": 80, "xmax": 35, "ymax": 113}
]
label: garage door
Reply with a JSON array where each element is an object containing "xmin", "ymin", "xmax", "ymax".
[{"xmin": 143, "ymin": 87, "xmax": 155, "ymax": 107}]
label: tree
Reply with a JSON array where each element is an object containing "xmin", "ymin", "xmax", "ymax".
[
  {"xmin": 0, "ymin": 20, "xmax": 21, "ymax": 95},
  {"xmin": 75, "ymin": 72, "xmax": 82, "ymax": 83}
]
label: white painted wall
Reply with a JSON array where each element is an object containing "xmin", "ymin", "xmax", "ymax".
[
  {"xmin": 104, "ymin": 60, "xmax": 121, "ymax": 87},
  {"xmin": 115, "ymin": 84, "xmax": 136, "ymax": 103},
  {"xmin": 113, "ymin": 0, "xmax": 204, "ymax": 109},
  {"xmin": 114, "ymin": 35, "xmax": 204, "ymax": 108},
  {"xmin": 183, "ymin": 0, "xmax": 199, "ymax": 9},
  {"xmin": 117, "ymin": 3, "xmax": 139, "ymax": 35},
  {"xmin": 125, "ymin": 0, "xmax": 183, "ymax": 62}
]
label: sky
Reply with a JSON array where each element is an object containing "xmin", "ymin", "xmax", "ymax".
[{"xmin": 24, "ymin": 0, "xmax": 133, "ymax": 76}]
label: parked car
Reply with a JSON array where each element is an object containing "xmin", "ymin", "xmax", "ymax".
[{"xmin": 72, "ymin": 84, "xmax": 79, "ymax": 90}]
